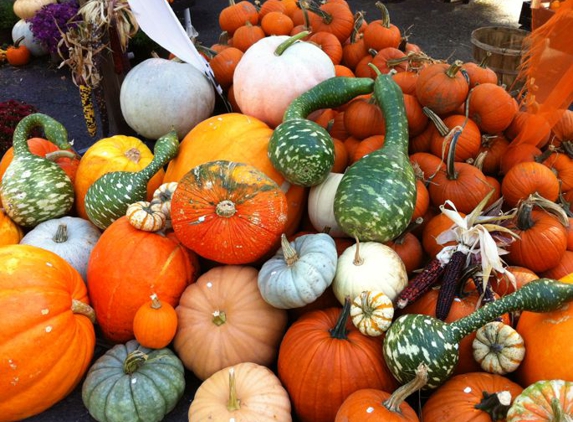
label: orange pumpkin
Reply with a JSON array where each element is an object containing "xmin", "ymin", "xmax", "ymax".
[
  {"xmin": 133, "ymin": 293, "xmax": 178, "ymax": 349},
  {"xmin": 171, "ymin": 160, "xmax": 288, "ymax": 265},
  {"xmin": 501, "ymin": 161, "xmax": 560, "ymax": 209},
  {"xmin": 467, "ymin": 82, "xmax": 519, "ymax": 134},
  {"xmin": 87, "ymin": 216, "xmax": 198, "ymax": 343},
  {"xmin": 74, "ymin": 135, "xmax": 165, "ymax": 220},
  {"xmin": 0, "ymin": 208, "xmax": 24, "ymax": 246},
  {"xmin": 0, "ymin": 244, "xmax": 95, "ymax": 421},
  {"xmin": 163, "ymin": 113, "xmax": 306, "ymax": 236},
  {"xmin": 415, "ymin": 61, "xmax": 469, "ymax": 116},
  {"xmin": 219, "ymin": 0, "xmax": 259, "ymax": 36},
  {"xmin": 422, "ymin": 372, "xmax": 524, "ymax": 422},
  {"xmin": 173, "ymin": 265, "xmax": 288, "ymax": 380}
]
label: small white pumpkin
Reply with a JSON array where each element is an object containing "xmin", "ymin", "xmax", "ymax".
[
  {"xmin": 19, "ymin": 216, "xmax": 101, "ymax": 281},
  {"xmin": 473, "ymin": 321, "xmax": 526, "ymax": 375},
  {"xmin": 11, "ymin": 19, "xmax": 49, "ymax": 57},
  {"xmin": 233, "ymin": 32, "xmax": 335, "ymax": 128},
  {"xmin": 120, "ymin": 57, "xmax": 216, "ymax": 140},
  {"xmin": 258, "ymin": 233, "xmax": 338, "ymax": 309},
  {"xmin": 333, "ymin": 240, "xmax": 408, "ymax": 304},
  {"xmin": 350, "ymin": 290, "xmax": 394, "ymax": 337},
  {"xmin": 307, "ymin": 172, "xmax": 349, "ymax": 238}
]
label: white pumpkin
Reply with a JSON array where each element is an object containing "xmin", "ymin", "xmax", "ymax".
[
  {"xmin": 333, "ymin": 240, "xmax": 408, "ymax": 304},
  {"xmin": 12, "ymin": 19, "xmax": 49, "ymax": 57},
  {"xmin": 119, "ymin": 57, "xmax": 216, "ymax": 140},
  {"xmin": 233, "ymin": 32, "xmax": 335, "ymax": 128},
  {"xmin": 19, "ymin": 216, "xmax": 101, "ymax": 281},
  {"xmin": 12, "ymin": 0, "xmax": 56, "ymax": 20},
  {"xmin": 307, "ymin": 172, "xmax": 349, "ymax": 238}
]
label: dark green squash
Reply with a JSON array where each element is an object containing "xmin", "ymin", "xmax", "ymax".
[
  {"xmin": 82, "ymin": 339, "xmax": 185, "ymax": 422},
  {"xmin": 268, "ymin": 76, "xmax": 375, "ymax": 187},
  {"xmin": 334, "ymin": 67, "xmax": 417, "ymax": 243},
  {"xmin": 383, "ymin": 279, "xmax": 573, "ymax": 389},
  {"xmin": 0, "ymin": 113, "xmax": 75, "ymax": 227}
]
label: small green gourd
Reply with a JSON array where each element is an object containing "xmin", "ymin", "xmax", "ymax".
[
  {"xmin": 334, "ymin": 66, "xmax": 417, "ymax": 243},
  {"xmin": 0, "ymin": 113, "xmax": 75, "ymax": 228},
  {"xmin": 268, "ymin": 76, "xmax": 375, "ymax": 187},
  {"xmin": 383, "ymin": 278, "xmax": 573, "ymax": 389},
  {"xmin": 84, "ymin": 130, "xmax": 179, "ymax": 230}
]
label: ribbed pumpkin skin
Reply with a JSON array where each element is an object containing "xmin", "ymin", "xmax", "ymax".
[
  {"xmin": 0, "ymin": 244, "xmax": 95, "ymax": 421},
  {"xmin": 163, "ymin": 112, "xmax": 306, "ymax": 236},
  {"xmin": 74, "ymin": 135, "xmax": 165, "ymax": 220},
  {"xmin": 422, "ymin": 372, "xmax": 524, "ymax": 422},
  {"xmin": 335, "ymin": 388, "xmax": 419, "ymax": 422},
  {"xmin": 507, "ymin": 379, "xmax": 573, "ymax": 422},
  {"xmin": 173, "ymin": 265, "xmax": 288, "ymax": 381},
  {"xmin": 171, "ymin": 160, "xmax": 288, "ymax": 265},
  {"xmin": 277, "ymin": 306, "xmax": 399, "ymax": 422},
  {"xmin": 87, "ymin": 216, "xmax": 198, "ymax": 343}
]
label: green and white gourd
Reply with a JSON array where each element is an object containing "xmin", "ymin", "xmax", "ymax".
[
  {"xmin": 0, "ymin": 113, "xmax": 75, "ymax": 228},
  {"xmin": 84, "ymin": 130, "xmax": 179, "ymax": 230},
  {"xmin": 383, "ymin": 278, "xmax": 573, "ymax": 389},
  {"xmin": 334, "ymin": 68, "xmax": 416, "ymax": 242},
  {"xmin": 82, "ymin": 339, "xmax": 185, "ymax": 422},
  {"xmin": 268, "ymin": 76, "xmax": 375, "ymax": 187}
]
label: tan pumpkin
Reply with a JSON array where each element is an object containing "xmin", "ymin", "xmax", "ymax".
[
  {"xmin": 173, "ymin": 265, "xmax": 288, "ymax": 380},
  {"xmin": 188, "ymin": 362, "xmax": 292, "ymax": 421},
  {"xmin": 472, "ymin": 321, "xmax": 526, "ymax": 375},
  {"xmin": 350, "ymin": 290, "xmax": 394, "ymax": 337},
  {"xmin": 13, "ymin": 0, "xmax": 56, "ymax": 19}
]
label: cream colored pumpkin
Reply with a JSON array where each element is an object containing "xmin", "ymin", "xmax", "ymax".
[
  {"xmin": 173, "ymin": 265, "xmax": 288, "ymax": 381},
  {"xmin": 307, "ymin": 172, "xmax": 348, "ymax": 238},
  {"xmin": 233, "ymin": 33, "xmax": 335, "ymax": 128},
  {"xmin": 333, "ymin": 240, "xmax": 408, "ymax": 304},
  {"xmin": 350, "ymin": 290, "xmax": 395, "ymax": 337},
  {"xmin": 188, "ymin": 362, "xmax": 292, "ymax": 422},
  {"xmin": 19, "ymin": 216, "xmax": 101, "ymax": 282},
  {"xmin": 12, "ymin": 0, "xmax": 56, "ymax": 19},
  {"xmin": 125, "ymin": 201, "xmax": 166, "ymax": 232},
  {"xmin": 11, "ymin": 19, "xmax": 49, "ymax": 57},
  {"xmin": 473, "ymin": 321, "xmax": 526, "ymax": 375},
  {"xmin": 120, "ymin": 57, "xmax": 216, "ymax": 140}
]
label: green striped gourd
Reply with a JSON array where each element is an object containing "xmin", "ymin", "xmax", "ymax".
[
  {"xmin": 0, "ymin": 113, "xmax": 74, "ymax": 227},
  {"xmin": 383, "ymin": 279, "xmax": 573, "ymax": 389},
  {"xmin": 84, "ymin": 130, "xmax": 179, "ymax": 230},
  {"xmin": 268, "ymin": 76, "xmax": 375, "ymax": 187},
  {"xmin": 334, "ymin": 68, "xmax": 416, "ymax": 243}
]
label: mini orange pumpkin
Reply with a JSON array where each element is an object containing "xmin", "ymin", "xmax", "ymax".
[{"xmin": 133, "ymin": 293, "xmax": 178, "ymax": 349}]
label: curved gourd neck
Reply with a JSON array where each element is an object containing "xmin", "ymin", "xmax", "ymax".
[
  {"xmin": 13, "ymin": 113, "xmax": 71, "ymax": 157},
  {"xmin": 138, "ymin": 130, "xmax": 179, "ymax": 181}
]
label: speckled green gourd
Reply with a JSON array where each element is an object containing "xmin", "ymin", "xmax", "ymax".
[
  {"xmin": 268, "ymin": 76, "xmax": 375, "ymax": 187},
  {"xmin": 0, "ymin": 113, "xmax": 75, "ymax": 228},
  {"xmin": 84, "ymin": 130, "xmax": 179, "ymax": 230},
  {"xmin": 334, "ymin": 69, "xmax": 416, "ymax": 243},
  {"xmin": 82, "ymin": 340, "xmax": 185, "ymax": 422},
  {"xmin": 383, "ymin": 279, "xmax": 573, "ymax": 389}
]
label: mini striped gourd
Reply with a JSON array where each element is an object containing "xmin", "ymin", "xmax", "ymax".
[
  {"xmin": 383, "ymin": 279, "xmax": 573, "ymax": 390},
  {"xmin": 0, "ymin": 113, "xmax": 75, "ymax": 228},
  {"xmin": 84, "ymin": 130, "xmax": 179, "ymax": 230}
]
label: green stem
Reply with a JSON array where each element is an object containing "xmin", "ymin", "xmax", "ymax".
[
  {"xmin": 137, "ymin": 130, "xmax": 179, "ymax": 182},
  {"xmin": 44, "ymin": 150, "xmax": 77, "ymax": 162},
  {"xmin": 123, "ymin": 349, "xmax": 148, "ymax": 375},
  {"xmin": 12, "ymin": 113, "xmax": 71, "ymax": 157},
  {"xmin": 275, "ymin": 31, "xmax": 310, "ymax": 56},
  {"xmin": 374, "ymin": 1, "xmax": 392, "ymax": 28},
  {"xmin": 53, "ymin": 224, "xmax": 68, "ymax": 243},
  {"xmin": 329, "ymin": 297, "xmax": 351, "ymax": 340},
  {"xmin": 227, "ymin": 367, "xmax": 241, "ymax": 411}
]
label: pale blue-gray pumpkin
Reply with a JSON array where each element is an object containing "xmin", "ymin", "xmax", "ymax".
[
  {"xmin": 0, "ymin": 113, "xmax": 74, "ymax": 227},
  {"xmin": 84, "ymin": 130, "xmax": 179, "ymax": 230},
  {"xmin": 82, "ymin": 339, "xmax": 185, "ymax": 422}
]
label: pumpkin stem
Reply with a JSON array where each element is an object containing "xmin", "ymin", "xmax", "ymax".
[
  {"xmin": 72, "ymin": 299, "xmax": 96, "ymax": 324},
  {"xmin": 212, "ymin": 310, "xmax": 227, "ymax": 326},
  {"xmin": 123, "ymin": 349, "xmax": 149, "ymax": 375},
  {"xmin": 350, "ymin": 11, "xmax": 365, "ymax": 44},
  {"xmin": 281, "ymin": 233, "xmax": 299, "ymax": 266},
  {"xmin": 444, "ymin": 128, "xmax": 463, "ymax": 181},
  {"xmin": 478, "ymin": 51, "xmax": 492, "ymax": 68},
  {"xmin": 374, "ymin": 1, "xmax": 392, "ymax": 28},
  {"xmin": 423, "ymin": 106, "xmax": 450, "ymax": 137},
  {"xmin": 303, "ymin": 1, "xmax": 332, "ymax": 24},
  {"xmin": 275, "ymin": 31, "xmax": 310, "ymax": 56},
  {"xmin": 227, "ymin": 367, "xmax": 241, "ymax": 411},
  {"xmin": 329, "ymin": 296, "xmax": 351, "ymax": 339},
  {"xmin": 44, "ymin": 149, "xmax": 78, "ymax": 162},
  {"xmin": 383, "ymin": 363, "xmax": 428, "ymax": 412},
  {"xmin": 446, "ymin": 60, "xmax": 464, "ymax": 78},
  {"xmin": 216, "ymin": 199, "xmax": 237, "ymax": 218},
  {"xmin": 150, "ymin": 293, "xmax": 162, "ymax": 310},
  {"xmin": 474, "ymin": 391, "xmax": 512, "ymax": 421},
  {"xmin": 550, "ymin": 397, "xmax": 573, "ymax": 422},
  {"xmin": 53, "ymin": 223, "xmax": 69, "ymax": 243},
  {"xmin": 352, "ymin": 237, "xmax": 364, "ymax": 266},
  {"xmin": 124, "ymin": 147, "xmax": 142, "ymax": 163}
]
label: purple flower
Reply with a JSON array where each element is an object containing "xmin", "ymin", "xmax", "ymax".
[{"xmin": 29, "ymin": 0, "xmax": 80, "ymax": 53}]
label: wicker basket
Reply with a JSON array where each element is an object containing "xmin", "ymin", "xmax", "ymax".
[{"xmin": 470, "ymin": 26, "xmax": 530, "ymax": 90}]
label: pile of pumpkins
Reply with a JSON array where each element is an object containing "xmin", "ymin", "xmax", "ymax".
[{"xmin": 2, "ymin": 0, "xmax": 573, "ymax": 421}]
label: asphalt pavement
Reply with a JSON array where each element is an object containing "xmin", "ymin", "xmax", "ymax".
[{"xmin": 1, "ymin": 0, "xmax": 525, "ymax": 421}]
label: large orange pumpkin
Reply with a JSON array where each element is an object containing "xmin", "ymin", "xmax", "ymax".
[
  {"xmin": 74, "ymin": 135, "xmax": 165, "ymax": 220},
  {"xmin": 515, "ymin": 275, "xmax": 573, "ymax": 386},
  {"xmin": 163, "ymin": 113, "xmax": 307, "ymax": 236},
  {"xmin": 87, "ymin": 216, "xmax": 199, "ymax": 343},
  {"xmin": 0, "ymin": 244, "xmax": 95, "ymax": 421}
]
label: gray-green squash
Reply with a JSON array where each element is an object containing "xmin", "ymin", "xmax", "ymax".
[
  {"xmin": 0, "ymin": 113, "xmax": 75, "ymax": 227},
  {"xmin": 82, "ymin": 339, "xmax": 185, "ymax": 422},
  {"xmin": 84, "ymin": 130, "xmax": 179, "ymax": 230},
  {"xmin": 333, "ymin": 68, "xmax": 417, "ymax": 243}
]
